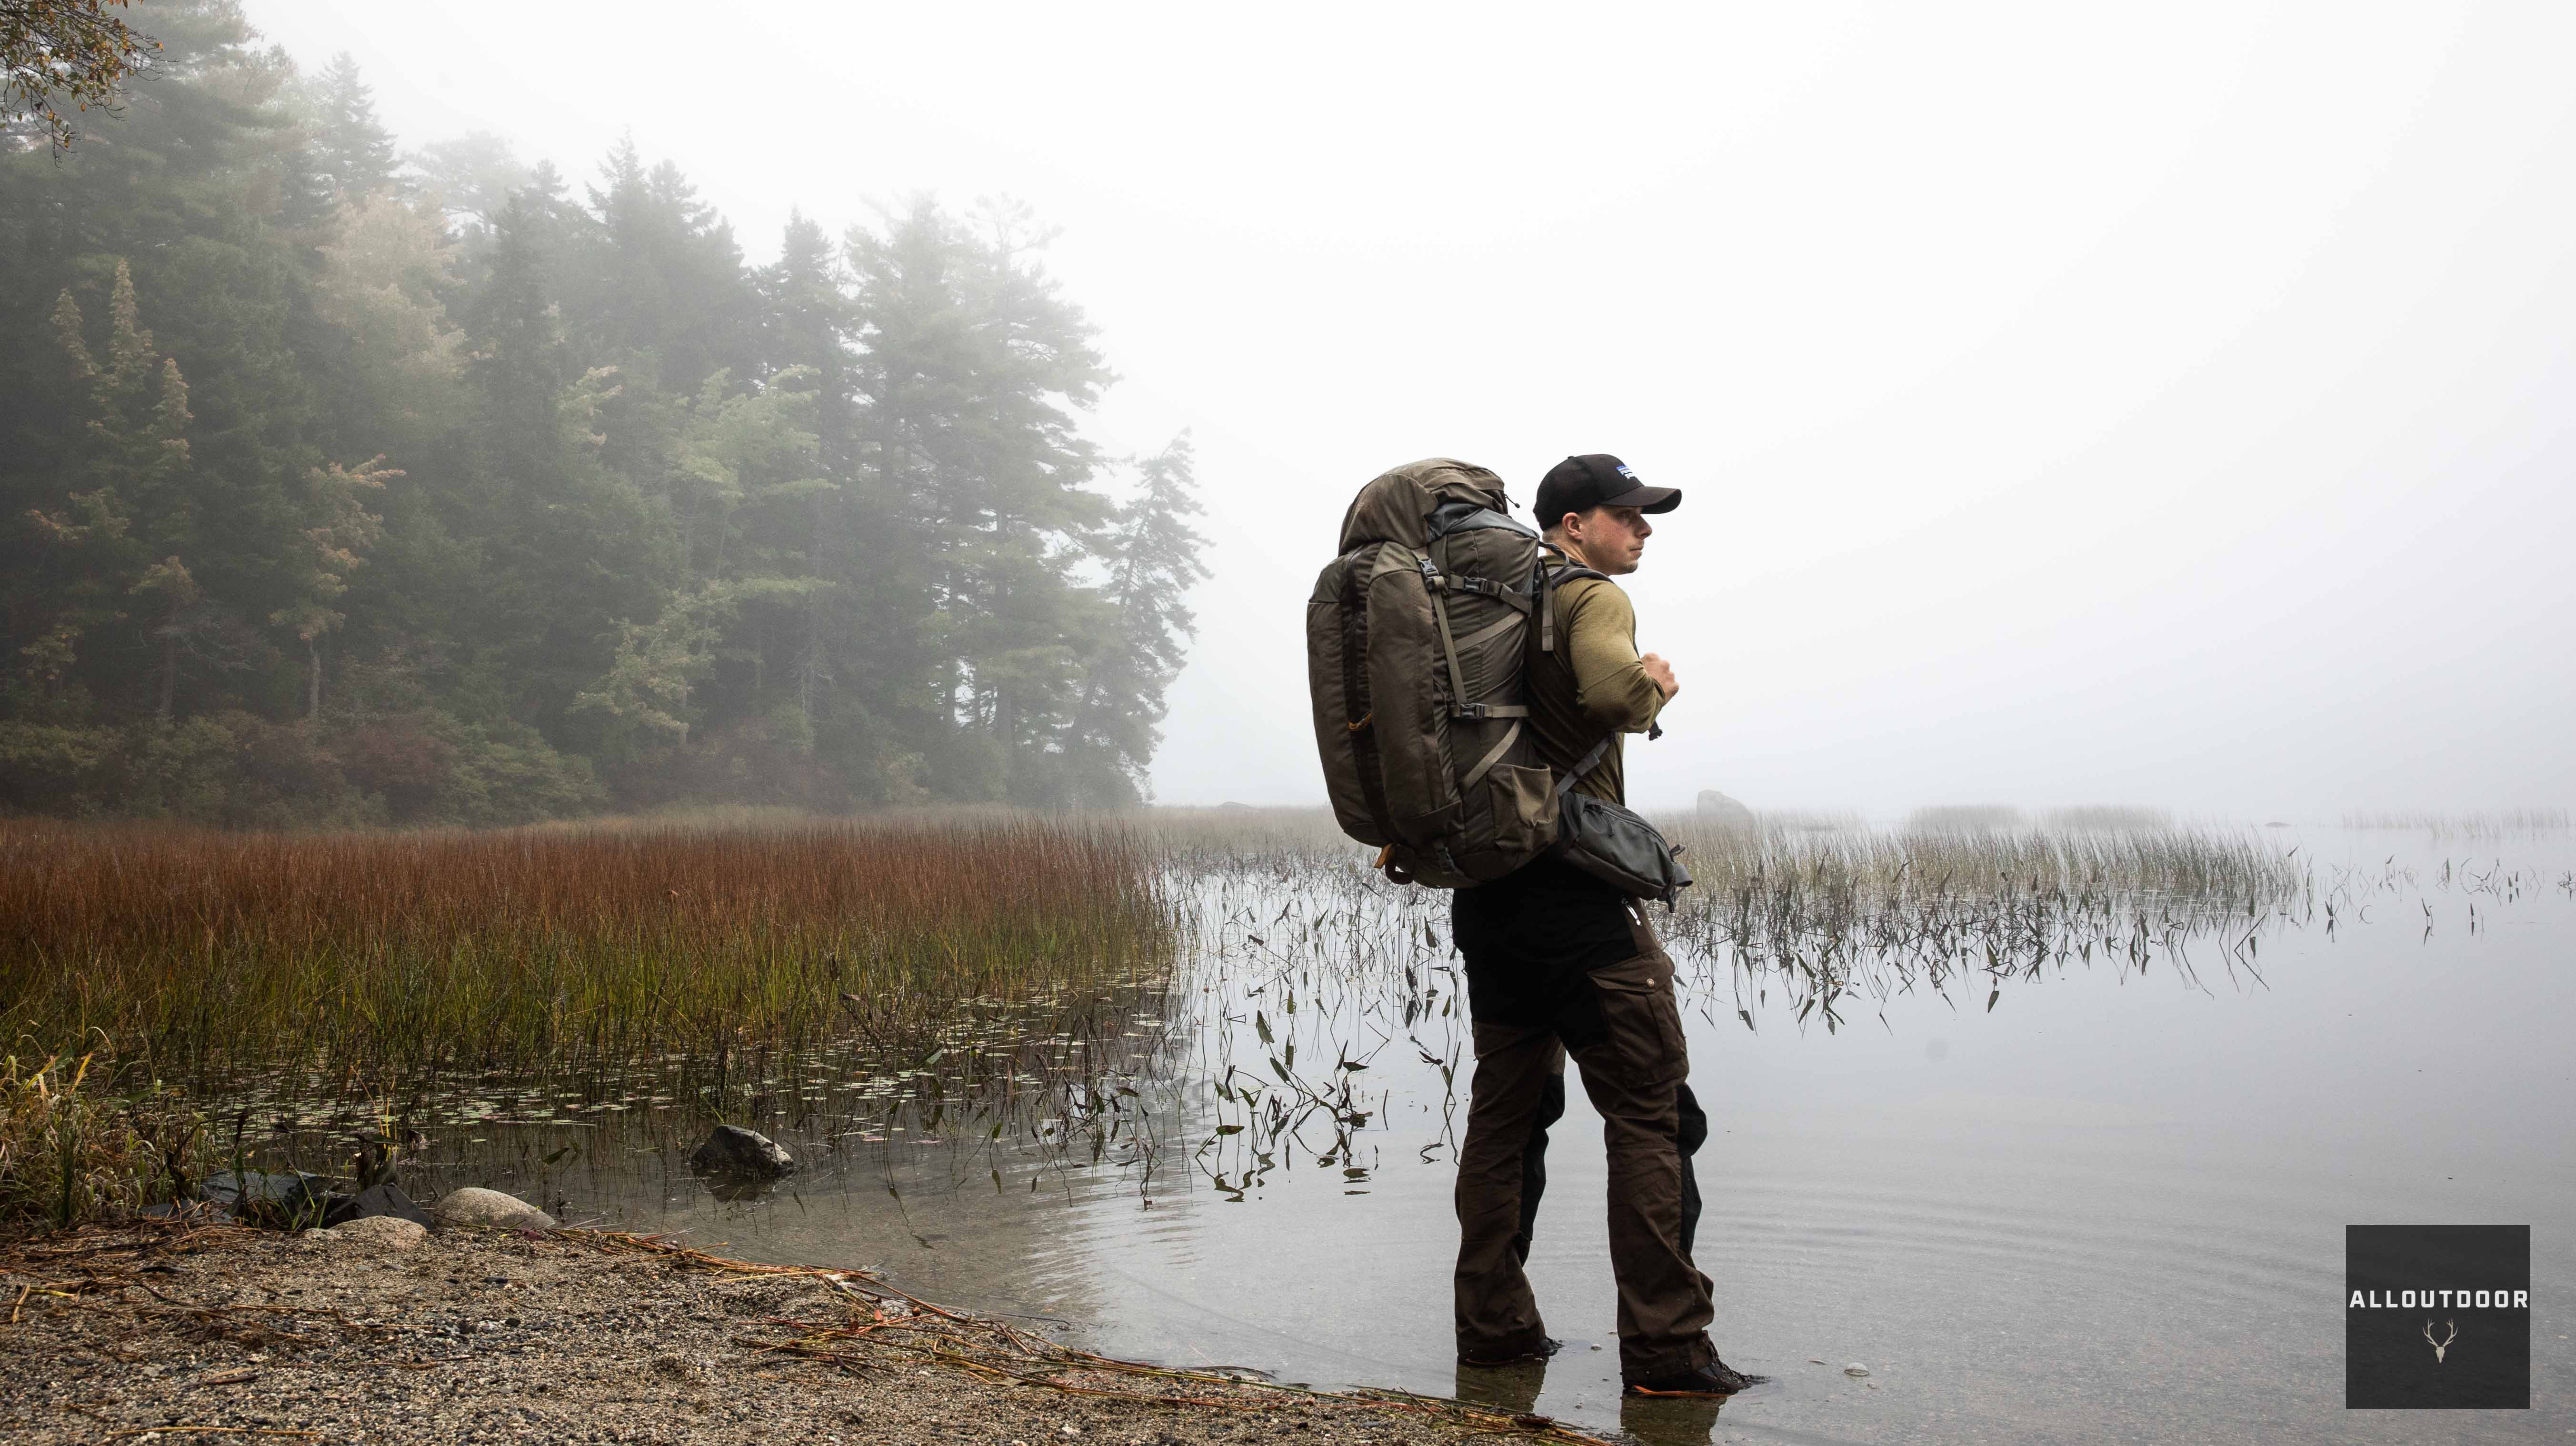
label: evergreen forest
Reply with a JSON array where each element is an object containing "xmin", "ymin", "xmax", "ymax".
[{"xmin": 0, "ymin": 0, "xmax": 1208, "ymax": 828}]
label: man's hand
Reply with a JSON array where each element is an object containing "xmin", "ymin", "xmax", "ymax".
[{"xmin": 1641, "ymin": 652, "xmax": 1679, "ymax": 701}]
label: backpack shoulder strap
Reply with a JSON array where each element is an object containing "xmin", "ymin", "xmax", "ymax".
[{"xmin": 1533, "ymin": 547, "xmax": 1611, "ymax": 654}]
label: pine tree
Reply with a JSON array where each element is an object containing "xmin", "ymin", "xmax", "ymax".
[
  {"xmin": 270, "ymin": 456, "xmax": 399, "ymax": 716},
  {"xmin": 843, "ymin": 196, "xmax": 1113, "ymax": 803},
  {"xmin": 409, "ymin": 130, "xmax": 532, "ymax": 239},
  {"xmin": 20, "ymin": 262, "xmax": 198, "ymax": 713},
  {"xmin": 310, "ymin": 51, "xmax": 399, "ymax": 200},
  {"xmin": 460, "ymin": 194, "xmax": 671, "ymax": 738},
  {"xmin": 1071, "ymin": 433, "xmax": 1209, "ymax": 804}
]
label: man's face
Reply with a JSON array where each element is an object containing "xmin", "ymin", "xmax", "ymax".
[{"xmin": 1563, "ymin": 504, "xmax": 1653, "ymax": 574}]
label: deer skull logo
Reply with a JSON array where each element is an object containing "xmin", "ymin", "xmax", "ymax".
[{"xmin": 2424, "ymin": 1318, "xmax": 2456, "ymax": 1364}]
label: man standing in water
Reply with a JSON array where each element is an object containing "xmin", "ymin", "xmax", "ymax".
[{"xmin": 1450, "ymin": 454, "xmax": 1755, "ymax": 1396}]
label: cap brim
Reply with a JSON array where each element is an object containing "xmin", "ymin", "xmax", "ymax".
[{"xmin": 1601, "ymin": 484, "xmax": 1682, "ymax": 514}]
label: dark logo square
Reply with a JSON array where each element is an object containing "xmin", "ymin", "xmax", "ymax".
[{"xmin": 2346, "ymin": 1225, "xmax": 2529, "ymax": 1409}]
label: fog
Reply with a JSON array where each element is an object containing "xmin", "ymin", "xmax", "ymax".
[{"xmin": 255, "ymin": 2, "xmax": 2576, "ymax": 818}]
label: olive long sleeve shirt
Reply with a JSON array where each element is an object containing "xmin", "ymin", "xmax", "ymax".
[{"xmin": 1525, "ymin": 568, "xmax": 1666, "ymax": 807}]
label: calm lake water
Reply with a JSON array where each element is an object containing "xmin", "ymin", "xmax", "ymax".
[{"xmin": 421, "ymin": 827, "xmax": 2573, "ymax": 1445}]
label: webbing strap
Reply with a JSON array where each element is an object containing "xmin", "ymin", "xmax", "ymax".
[
  {"xmin": 1424, "ymin": 564, "xmax": 1473, "ymax": 715},
  {"xmin": 1554, "ymin": 737, "xmax": 1613, "ymax": 799},
  {"xmin": 1452, "ymin": 610, "xmax": 1520, "ymax": 654},
  {"xmin": 1537, "ymin": 555, "xmax": 1610, "ymax": 654},
  {"xmin": 1340, "ymin": 558, "xmax": 1397, "ymax": 842},
  {"xmin": 1459, "ymin": 718, "xmax": 1522, "ymax": 790}
]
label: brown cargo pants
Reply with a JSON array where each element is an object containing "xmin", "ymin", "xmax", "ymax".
[{"xmin": 1453, "ymin": 909, "xmax": 1717, "ymax": 1383}]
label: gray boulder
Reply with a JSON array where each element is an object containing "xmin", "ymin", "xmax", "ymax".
[
  {"xmin": 1695, "ymin": 789, "xmax": 1757, "ymax": 830},
  {"xmin": 431, "ymin": 1187, "xmax": 556, "ymax": 1230},
  {"xmin": 201, "ymin": 1169, "xmax": 343, "ymax": 1226},
  {"xmin": 351, "ymin": 1180, "xmax": 433, "ymax": 1228},
  {"xmin": 690, "ymin": 1125, "xmax": 798, "ymax": 1180}
]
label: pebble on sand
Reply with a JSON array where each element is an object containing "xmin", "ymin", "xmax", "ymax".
[{"xmin": 321, "ymin": 1215, "xmax": 429, "ymax": 1251}]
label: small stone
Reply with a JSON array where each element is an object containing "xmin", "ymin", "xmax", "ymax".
[
  {"xmin": 1809, "ymin": 1357, "xmax": 1827, "ymax": 1365},
  {"xmin": 689, "ymin": 1125, "xmax": 798, "ymax": 1180},
  {"xmin": 1844, "ymin": 1363, "xmax": 1870, "ymax": 1377},
  {"xmin": 431, "ymin": 1187, "xmax": 556, "ymax": 1230},
  {"xmin": 323, "ymin": 1216, "xmax": 428, "ymax": 1252}
]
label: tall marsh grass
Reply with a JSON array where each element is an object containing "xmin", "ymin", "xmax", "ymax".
[
  {"xmin": 1903, "ymin": 804, "xmax": 2026, "ymax": 832},
  {"xmin": 2339, "ymin": 808, "xmax": 2570, "ymax": 836},
  {"xmin": 0, "ymin": 1053, "xmax": 213, "ymax": 1228},
  {"xmin": 2042, "ymin": 805, "xmax": 2173, "ymax": 831},
  {"xmin": 1654, "ymin": 816, "xmax": 2305, "ymax": 1029},
  {"xmin": 0, "ymin": 816, "xmax": 1173, "ymax": 1091}
]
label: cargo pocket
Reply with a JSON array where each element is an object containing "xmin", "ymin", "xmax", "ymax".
[
  {"xmin": 1586, "ymin": 951, "xmax": 1687, "ymax": 1088},
  {"xmin": 1478, "ymin": 762, "xmax": 1557, "ymax": 861}
]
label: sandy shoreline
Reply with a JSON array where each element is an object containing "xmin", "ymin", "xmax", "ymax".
[{"xmin": 0, "ymin": 1218, "xmax": 1605, "ymax": 1446}]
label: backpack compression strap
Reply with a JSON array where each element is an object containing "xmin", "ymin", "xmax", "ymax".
[
  {"xmin": 1554, "ymin": 737, "xmax": 1614, "ymax": 799},
  {"xmin": 1415, "ymin": 554, "xmax": 1531, "ymax": 723}
]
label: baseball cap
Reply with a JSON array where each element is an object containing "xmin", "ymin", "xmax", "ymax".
[{"xmin": 1531, "ymin": 454, "xmax": 1681, "ymax": 530}]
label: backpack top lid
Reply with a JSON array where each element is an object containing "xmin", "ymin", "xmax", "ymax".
[{"xmin": 1338, "ymin": 458, "xmax": 1509, "ymax": 552}]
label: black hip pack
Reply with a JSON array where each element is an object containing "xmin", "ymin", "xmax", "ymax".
[{"xmin": 1548, "ymin": 737, "xmax": 1694, "ymax": 907}]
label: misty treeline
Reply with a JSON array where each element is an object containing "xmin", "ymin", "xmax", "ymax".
[{"xmin": 0, "ymin": 2, "xmax": 1208, "ymax": 828}]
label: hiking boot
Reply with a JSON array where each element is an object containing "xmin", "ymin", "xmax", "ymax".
[
  {"xmin": 1458, "ymin": 1336, "xmax": 1565, "ymax": 1368},
  {"xmin": 1623, "ymin": 1357, "xmax": 1764, "ymax": 1396}
]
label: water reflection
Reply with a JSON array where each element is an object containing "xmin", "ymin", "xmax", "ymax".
[
  {"xmin": 1452, "ymin": 1356, "xmax": 1550, "ymax": 1417},
  {"xmin": 1616, "ymin": 1391, "xmax": 1731, "ymax": 1446}
]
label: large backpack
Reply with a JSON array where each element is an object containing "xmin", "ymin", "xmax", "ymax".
[{"xmin": 1305, "ymin": 458, "xmax": 1605, "ymax": 888}]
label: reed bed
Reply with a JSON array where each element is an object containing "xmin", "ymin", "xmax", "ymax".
[
  {"xmin": 2338, "ymin": 808, "xmax": 2570, "ymax": 836},
  {"xmin": 2042, "ymin": 804, "xmax": 2173, "ymax": 831},
  {"xmin": 1652, "ymin": 817, "xmax": 2306, "ymax": 1030},
  {"xmin": 1135, "ymin": 805, "xmax": 1363, "ymax": 875},
  {"xmin": 0, "ymin": 816, "xmax": 1174, "ymax": 1095},
  {"xmin": 1902, "ymin": 803, "xmax": 2027, "ymax": 832},
  {"xmin": 1755, "ymin": 808, "xmax": 1869, "ymax": 833}
]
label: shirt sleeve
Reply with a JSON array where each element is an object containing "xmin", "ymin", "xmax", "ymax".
[{"xmin": 1562, "ymin": 580, "xmax": 1666, "ymax": 734}]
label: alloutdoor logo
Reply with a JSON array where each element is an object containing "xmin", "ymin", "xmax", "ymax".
[{"xmin": 2346, "ymin": 1226, "xmax": 2529, "ymax": 1409}]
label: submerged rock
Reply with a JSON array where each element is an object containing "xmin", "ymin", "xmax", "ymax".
[
  {"xmin": 690, "ymin": 1125, "xmax": 798, "ymax": 1180},
  {"xmin": 323, "ymin": 1215, "xmax": 429, "ymax": 1252},
  {"xmin": 432, "ymin": 1187, "xmax": 557, "ymax": 1230}
]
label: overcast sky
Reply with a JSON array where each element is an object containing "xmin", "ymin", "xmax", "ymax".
[{"xmin": 250, "ymin": 2, "xmax": 2575, "ymax": 818}]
